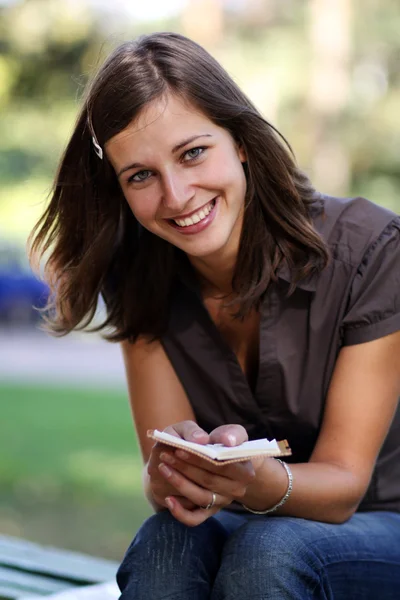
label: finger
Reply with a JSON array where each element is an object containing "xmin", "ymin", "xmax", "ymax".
[
  {"xmin": 153, "ymin": 493, "xmax": 197, "ymax": 511},
  {"xmin": 209, "ymin": 424, "xmax": 248, "ymax": 446},
  {"xmin": 172, "ymin": 449, "xmax": 256, "ymax": 481},
  {"xmin": 158, "ymin": 461, "xmax": 226, "ymax": 508},
  {"xmin": 161, "ymin": 452, "xmax": 254, "ymax": 498},
  {"xmin": 178, "ymin": 497, "xmax": 199, "ymax": 510},
  {"xmin": 165, "ymin": 496, "xmax": 219, "ymax": 527},
  {"xmin": 150, "ymin": 466, "xmax": 200, "ymax": 511},
  {"xmin": 164, "ymin": 420, "xmax": 210, "ymax": 444},
  {"xmin": 147, "ymin": 445, "xmax": 175, "ymax": 476},
  {"xmin": 148, "ymin": 444, "xmax": 205, "ymax": 510}
]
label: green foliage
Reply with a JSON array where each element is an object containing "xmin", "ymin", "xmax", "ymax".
[
  {"xmin": 0, "ymin": 0, "xmax": 399, "ymax": 559},
  {"xmin": 0, "ymin": 382, "xmax": 152, "ymax": 559},
  {"xmin": 0, "ymin": 0, "xmax": 399, "ymax": 242}
]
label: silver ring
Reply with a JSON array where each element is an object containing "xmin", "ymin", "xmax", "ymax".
[{"xmin": 202, "ymin": 492, "xmax": 217, "ymax": 510}]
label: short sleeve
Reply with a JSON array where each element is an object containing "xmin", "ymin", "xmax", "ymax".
[{"xmin": 341, "ymin": 217, "xmax": 400, "ymax": 346}]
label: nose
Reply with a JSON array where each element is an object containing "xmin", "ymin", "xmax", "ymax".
[{"xmin": 161, "ymin": 170, "xmax": 194, "ymax": 213}]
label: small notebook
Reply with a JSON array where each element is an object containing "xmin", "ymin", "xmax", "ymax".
[{"xmin": 148, "ymin": 429, "xmax": 291, "ymax": 464}]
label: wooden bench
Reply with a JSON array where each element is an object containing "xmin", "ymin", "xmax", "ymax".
[{"xmin": 0, "ymin": 535, "xmax": 119, "ymax": 600}]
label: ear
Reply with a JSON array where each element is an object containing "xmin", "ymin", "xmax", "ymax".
[{"xmin": 237, "ymin": 143, "xmax": 247, "ymax": 163}]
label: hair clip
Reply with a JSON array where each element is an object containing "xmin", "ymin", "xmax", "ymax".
[{"xmin": 92, "ymin": 135, "xmax": 103, "ymax": 160}]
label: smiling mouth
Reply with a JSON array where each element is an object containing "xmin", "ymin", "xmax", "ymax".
[{"xmin": 170, "ymin": 199, "xmax": 216, "ymax": 228}]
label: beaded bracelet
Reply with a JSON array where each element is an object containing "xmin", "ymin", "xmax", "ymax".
[{"xmin": 241, "ymin": 459, "xmax": 293, "ymax": 515}]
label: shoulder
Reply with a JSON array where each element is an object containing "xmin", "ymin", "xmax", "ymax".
[
  {"xmin": 309, "ymin": 196, "xmax": 400, "ymax": 345},
  {"xmin": 313, "ymin": 195, "xmax": 399, "ymax": 267}
]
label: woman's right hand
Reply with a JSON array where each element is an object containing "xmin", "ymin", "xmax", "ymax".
[{"xmin": 147, "ymin": 421, "xmax": 210, "ymax": 510}]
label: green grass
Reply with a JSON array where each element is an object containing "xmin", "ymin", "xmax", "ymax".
[{"xmin": 0, "ymin": 383, "xmax": 152, "ymax": 560}]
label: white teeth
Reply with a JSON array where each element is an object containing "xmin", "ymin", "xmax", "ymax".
[{"xmin": 174, "ymin": 199, "xmax": 214, "ymax": 228}]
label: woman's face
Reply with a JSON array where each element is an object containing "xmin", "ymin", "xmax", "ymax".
[{"xmin": 106, "ymin": 94, "xmax": 247, "ymax": 261}]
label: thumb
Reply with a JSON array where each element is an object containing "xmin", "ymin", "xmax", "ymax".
[
  {"xmin": 209, "ymin": 424, "xmax": 248, "ymax": 446},
  {"xmin": 164, "ymin": 420, "xmax": 209, "ymax": 444}
]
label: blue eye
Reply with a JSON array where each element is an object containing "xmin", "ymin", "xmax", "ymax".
[
  {"xmin": 183, "ymin": 147, "xmax": 205, "ymax": 161},
  {"xmin": 129, "ymin": 170, "xmax": 152, "ymax": 183}
]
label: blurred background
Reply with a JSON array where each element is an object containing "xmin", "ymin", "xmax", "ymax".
[{"xmin": 0, "ymin": 0, "xmax": 399, "ymax": 562}]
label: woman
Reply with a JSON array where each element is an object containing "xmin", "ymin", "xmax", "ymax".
[{"xmin": 30, "ymin": 33, "xmax": 400, "ymax": 599}]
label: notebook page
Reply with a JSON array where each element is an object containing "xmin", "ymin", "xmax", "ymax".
[{"xmin": 151, "ymin": 430, "xmax": 280, "ymax": 459}]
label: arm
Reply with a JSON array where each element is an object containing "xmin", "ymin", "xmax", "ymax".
[
  {"xmin": 121, "ymin": 336, "xmax": 198, "ymax": 510},
  {"xmin": 122, "ymin": 336, "xmax": 255, "ymax": 515},
  {"xmin": 162, "ymin": 331, "xmax": 400, "ymax": 525},
  {"xmin": 240, "ymin": 330, "xmax": 400, "ymax": 522}
]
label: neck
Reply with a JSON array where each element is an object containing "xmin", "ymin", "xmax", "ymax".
[
  {"xmin": 189, "ymin": 249, "xmax": 237, "ymax": 298},
  {"xmin": 186, "ymin": 206, "xmax": 244, "ymax": 297}
]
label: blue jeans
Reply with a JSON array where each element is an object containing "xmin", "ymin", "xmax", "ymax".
[{"xmin": 117, "ymin": 509, "xmax": 400, "ymax": 599}]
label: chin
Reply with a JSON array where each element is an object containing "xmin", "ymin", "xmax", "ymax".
[
  {"xmin": 182, "ymin": 238, "xmax": 231, "ymax": 260},
  {"xmin": 154, "ymin": 222, "xmax": 237, "ymax": 259}
]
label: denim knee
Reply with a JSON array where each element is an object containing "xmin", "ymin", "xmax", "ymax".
[
  {"xmin": 212, "ymin": 517, "xmax": 323, "ymax": 600},
  {"xmin": 118, "ymin": 510, "xmax": 229, "ymax": 600}
]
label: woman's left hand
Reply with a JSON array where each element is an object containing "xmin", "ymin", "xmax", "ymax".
[{"xmin": 157, "ymin": 424, "xmax": 262, "ymax": 526}]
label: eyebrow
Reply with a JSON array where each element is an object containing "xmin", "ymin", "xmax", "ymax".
[
  {"xmin": 117, "ymin": 134, "xmax": 212, "ymax": 178},
  {"xmin": 172, "ymin": 134, "xmax": 212, "ymax": 153}
]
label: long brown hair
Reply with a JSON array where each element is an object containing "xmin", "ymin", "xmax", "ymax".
[{"xmin": 29, "ymin": 32, "xmax": 329, "ymax": 341}]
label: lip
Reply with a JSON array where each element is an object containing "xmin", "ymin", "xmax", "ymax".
[
  {"xmin": 167, "ymin": 198, "xmax": 215, "ymax": 221},
  {"xmin": 167, "ymin": 197, "xmax": 218, "ymax": 235}
]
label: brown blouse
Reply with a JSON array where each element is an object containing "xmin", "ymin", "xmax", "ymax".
[{"xmin": 161, "ymin": 195, "xmax": 400, "ymax": 513}]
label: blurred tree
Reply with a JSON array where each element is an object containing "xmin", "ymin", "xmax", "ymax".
[
  {"xmin": 182, "ymin": 0, "xmax": 224, "ymax": 45},
  {"xmin": 0, "ymin": 0, "xmax": 399, "ymax": 240},
  {"xmin": 0, "ymin": 0, "xmax": 98, "ymax": 102},
  {"xmin": 348, "ymin": 0, "xmax": 400, "ymax": 210},
  {"xmin": 306, "ymin": 0, "xmax": 352, "ymax": 195},
  {"xmin": 225, "ymin": 0, "xmax": 400, "ymax": 208},
  {"xmin": 0, "ymin": 0, "xmax": 399, "ymax": 558},
  {"xmin": 0, "ymin": 2, "xmax": 84, "ymax": 190}
]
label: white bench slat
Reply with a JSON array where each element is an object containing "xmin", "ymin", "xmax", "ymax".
[
  {"xmin": 0, "ymin": 536, "xmax": 118, "ymax": 583},
  {"xmin": 38, "ymin": 581, "xmax": 120, "ymax": 600},
  {"xmin": 0, "ymin": 582, "xmax": 40, "ymax": 599},
  {"xmin": 0, "ymin": 566, "xmax": 76, "ymax": 596}
]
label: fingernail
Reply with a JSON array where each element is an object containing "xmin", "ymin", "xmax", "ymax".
[
  {"xmin": 176, "ymin": 450, "xmax": 189, "ymax": 461},
  {"xmin": 160, "ymin": 452, "xmax": 174, "ymax": 465},
  {"xmin": 165, "ymin": 497, "xmax": 174, "ymax": 510},
  {"xmin": 227, "ymin": 434, "xmax": 236, "ymax": 445},
  {"xmin": 192, "ymin": 430, "xmax": 205, "ymax": 439},
  {"xmin": 159, "ymin": 463, "xmax": 172, "ymax": 477}
]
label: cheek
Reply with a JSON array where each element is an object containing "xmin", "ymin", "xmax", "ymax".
[
  {"xmin": 200, "ymin": 160, "xmax": 243, "ymax": 194},
  {"xmin": 218, "ymin": 162, "xmax": 247, "ymax": 199},
  {"xmin": 210, "ymin": 148, "xmax": 246, "ymax": 190},
  {"xmin": 124, "ymin": 191, "xmax": 159, "ymax": 223}
]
